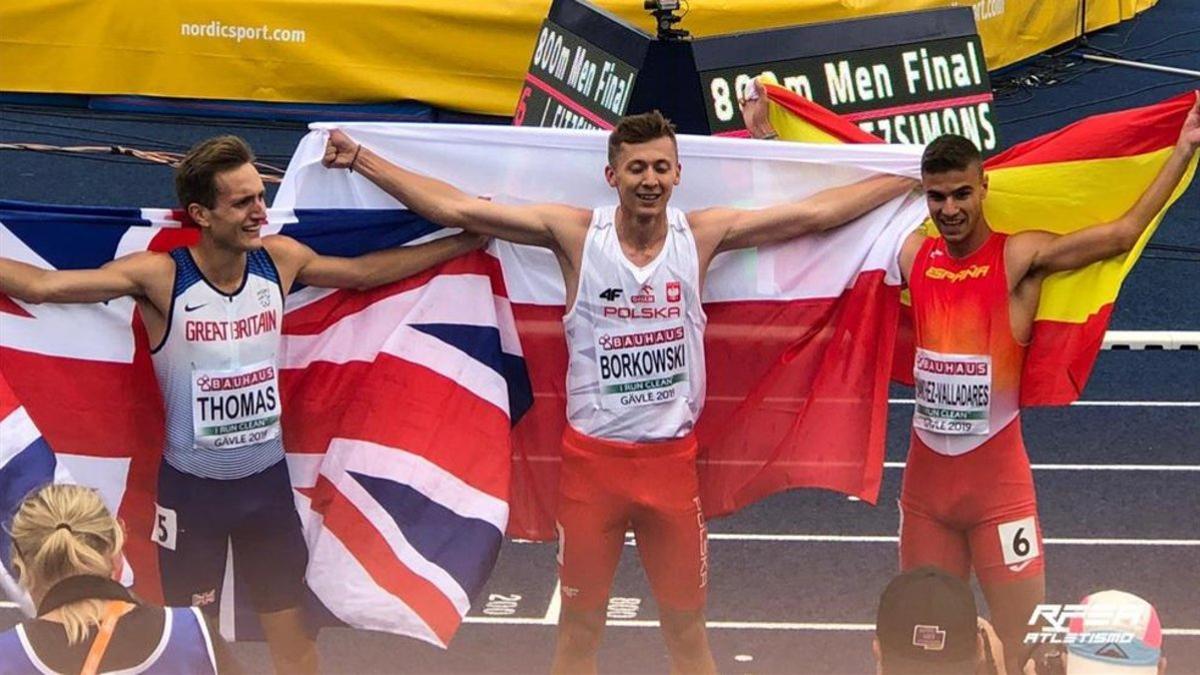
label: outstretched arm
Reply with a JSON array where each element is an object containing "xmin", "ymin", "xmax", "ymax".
[
  {"xmin": 690, "ymin": 173, "xmax": 917, "ymax": 256},
  {"xmin": 0, "ymin": 252, "xmax": 160, "ymax": 304},
  {"xmin": 265, "ymin": 232, "xmax": 489, "ymax": 293},
  {"xmin": 323, "ymin": 130, "xmax": 585, "ymax": 251},
  {"xmin": 706, "ymin": 76, "xmax": 916, "ymax": 254},
  {"xmin": 1017, "ymin": 94, "xmax": 1200, "ymax": 277}
]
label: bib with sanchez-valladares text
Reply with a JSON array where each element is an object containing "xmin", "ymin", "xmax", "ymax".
[
  {"xmin": 913, "ymin": 348, "xmax": 991, "ymax": 435},
  {"xmin": 190, "ymin": 360, "xmax": 281, "ymax": 451},
  {"xmin": 594, "ymin": 322, "xmax": 689, "ymax": 410}
]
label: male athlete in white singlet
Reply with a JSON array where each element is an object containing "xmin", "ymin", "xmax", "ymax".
[{"xmin": 323, "ymin": 112, "xmax": 915, "ymax": 674}]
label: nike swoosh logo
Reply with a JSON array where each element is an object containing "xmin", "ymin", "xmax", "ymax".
[
  {"xmin": 184, "ymin": 303, "xmax": 207, "ymax": 312},
  {"xmin": 1007, "ymin": 560, "xmax": 1034, "ymax": 573}
]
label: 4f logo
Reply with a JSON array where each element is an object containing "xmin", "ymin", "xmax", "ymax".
[{"xmin": 599, "ymin": 288, "xmax": 623, "ymax": 302}]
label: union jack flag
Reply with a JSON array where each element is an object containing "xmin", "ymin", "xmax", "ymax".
[{"xmin": 0, "ymin": 200, "xmax": 531, "ymax": 646}]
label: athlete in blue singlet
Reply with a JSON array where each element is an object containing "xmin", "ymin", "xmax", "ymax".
[{"xmin": 0, "ymin": 135, "xmax": 487, "ymax": 673}]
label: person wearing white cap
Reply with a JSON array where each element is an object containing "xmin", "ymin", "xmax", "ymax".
[{"xmin": 1027, "ymin": 590, "xmax": 1167, "ymax": 675}]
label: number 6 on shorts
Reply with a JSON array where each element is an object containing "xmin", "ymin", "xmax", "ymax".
[{"xmin": 997, "ymin": 516, "xmax": 1039, "ymax": 568}]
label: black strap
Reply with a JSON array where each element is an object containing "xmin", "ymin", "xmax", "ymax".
[{"xmin": 36, "ymin": 575, "xmax": 137, "ymax": 617}]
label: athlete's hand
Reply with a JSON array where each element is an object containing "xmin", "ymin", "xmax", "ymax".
[
  {"xmin": 323, "ymin": 129, "xmax": 361, "ymax": 170},
  {"xmin": 1178, "ymin": 93, "xmax": 1200, "ymax": 155},
  {"xmin": 738, "ymin": 77, "xmax": 777, "ymax": 140},
  {"xmin": 460, "ymin": 232, "xmax": 491, "ymax": 251}
]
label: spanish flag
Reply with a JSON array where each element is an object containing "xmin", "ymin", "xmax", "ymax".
[{"xmin": 763, "ymin": 81, "xmax": 1199, "ymax": 405}]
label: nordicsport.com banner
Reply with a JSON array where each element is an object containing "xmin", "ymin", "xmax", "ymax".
[{"xmin": 0, "ymin": 0, "xmax": 1157, "ymax": 116}]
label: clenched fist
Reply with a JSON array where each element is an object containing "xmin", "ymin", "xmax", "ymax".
[{"xmin": 323, "ymin": 129, "xmax": 361, "ymax": 170}]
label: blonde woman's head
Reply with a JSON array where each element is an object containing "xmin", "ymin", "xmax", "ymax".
[{"xmin": 7, "ymin": 484, "xmax": 125, "ymax": 642}]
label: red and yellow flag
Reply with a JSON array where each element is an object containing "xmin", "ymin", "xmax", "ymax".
[{"xmin": 763, "ymin": 81, "xmax": 1199, "ymax": 405}]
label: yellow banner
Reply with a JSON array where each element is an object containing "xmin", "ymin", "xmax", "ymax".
[{"xmin": 0, "ymin": 0, "xmax": 1157, "ymax": 116}]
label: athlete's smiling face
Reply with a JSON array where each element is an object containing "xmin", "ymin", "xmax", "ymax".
[
  {"xmin": 605, "ymin": 136, "xmax": 681, "ymax": 223},
  {"xmin": 923, "ymin": 162, "xmax": 988, "ymax": 249},
  {"xmin": 194, "ymin": 162, "xmax": 268, "ymax": 251}
]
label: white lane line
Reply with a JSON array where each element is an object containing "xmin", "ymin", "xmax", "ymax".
[
  {"xmin": 5, "ymin": 599, "xmax": 1191, "ymax": 636},
  {"xmin": 515, "ymin": 535, "xmax": 1200, "ymax": 547},
  {"xmin": 543, "ymin": 579, "xmax": 562, "ymax": 624},
  {"xmin": 888, "ymin": 399, "xmax": 1200, "ymax": 407},
  {"xmin": 882, "ymin": 462, "xmax": 1200, "ymax": 472},
  {"xmin": 701, "ymin": 534, "xmax": 1200, "ymax": 546},
  {"xmin": 465, "ymin": 616, "xmax": 555, "ymax": 625},
  {"xmin": 461, "ymin": 615, "xmax": 1200, "ymax": 636}
]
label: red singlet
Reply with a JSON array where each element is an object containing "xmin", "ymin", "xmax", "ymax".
[{"xmin": 900, "ymin": 232, "xmax": 1043, "ymax": 584}]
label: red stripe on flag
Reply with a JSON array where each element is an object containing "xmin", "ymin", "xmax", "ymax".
[
  {"xmin": 0, "ymin": 294, "xmax": 33, "ymax": 318},
  {"xmin": 1020, "ymin": 305, "xmax": 1113, "ymax": 407},
  {"xmin": 0, "ymin": 319, "xmax": 165, "ymax": 602},
  {"xmin": 283, "ymin": 251, "xmax": 507, "ymax": 336},
  {"xmin": 147, "ymin": 227, "xmax": 200, "ymax": 252},
  {"xmin": 987, "ymin": 91, "xmax": 1196, "ymax": 168},
  {"xmin": 763, "ymin": 84, "xmax": 883, "ymax": 144},
  {"xmin": 280, "ymin": 355, "xmax": 512, "ymax": 499},
  {"xmin": 505, "ymin": 270, "xmax": 898, "ymax": 540},
  {"xmin": 699, "ymin": 270, "xmax": 896, "ymax": 514},
  {"xmin": 0, "ymin": 371, "xmax": 21, "ymax": 419},
  {"xmin": 0, "ymin": 351, "xmax": 162, "ymax": 459},
  {"xmin": 308, "ymin": 475, "xmax": 461, "ymax": 646},
  {"xmin": 504, "ymin": 303, "xmax": 570, "ymax": 540}
]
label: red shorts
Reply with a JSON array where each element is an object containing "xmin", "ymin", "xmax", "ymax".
[
  {"xmin": 899, "ymin": 419, "xmax": 1044, "ymax": 585},
  {"xmin": 555, "ymin": 426, "xmax": 708, "ymax": 612}
]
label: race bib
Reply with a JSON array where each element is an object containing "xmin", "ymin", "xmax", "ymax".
[
  {"xmin": 997, "ymin": 516, "xmax": 1040, "ymax": 569},
  {"xmin": 594, "ymin": 324, "xmax": 689, "ymax": 410},
  {"xmin": 152, "ymin": 504, "xmax": 178, "ymax": 551},
  {"xmin": 191, "ymin": 360, "xmax": 281, "ymax": 451},
  {"xmin": 913, "ymin": 348, "xmax": 991, "ymax": 435}
]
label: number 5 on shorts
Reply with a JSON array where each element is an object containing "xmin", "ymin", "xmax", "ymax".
[
  {"xmin": 153, "ymin": 504, "xmax": 178, "ymax": 551},
  {"xmin": 997, "ymin": 516, "xmax": 1039, "ymax": 568}
]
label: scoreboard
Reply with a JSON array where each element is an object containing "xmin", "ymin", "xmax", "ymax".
[
  {"xmin": 514, "ymin": 1, "xmax": 649, "ymax": 130},
  {"xmin": 515, "ymin": 0, "xmax": 998, "ymax": 152}
]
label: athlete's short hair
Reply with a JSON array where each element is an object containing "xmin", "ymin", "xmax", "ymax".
[
  {"xmin": 921, "ymin": 134, "xmax": 982, "ymax": 176},
  {"xmin": 608, "ymin": 110, "xmax": 677, "ymax": 166},
  {"xmin": 8, "ymin": 484, "xmax": 125, "ymax": 644},
  {"xmin": 175, "ymin": 135, "xmax": 256, "ymax": 209}
]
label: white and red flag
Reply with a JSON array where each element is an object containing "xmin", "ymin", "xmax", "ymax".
[{"xmin": 278, "ymin": 124, "xmax": 927, "ymax": 539}]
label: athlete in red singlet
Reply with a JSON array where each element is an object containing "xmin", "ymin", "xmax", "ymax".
[{"xmin": 895, "ymin": 99, "xmax": 1200, "ymax": 674}]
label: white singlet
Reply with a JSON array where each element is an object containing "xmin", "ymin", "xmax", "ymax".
[
  {"xmin": 151, "ymin": 247, "xmax": 286, "ymax": 479},
  {"xmin": 563, "ymin": 206, "xmax": 707, "ymax": 442}
]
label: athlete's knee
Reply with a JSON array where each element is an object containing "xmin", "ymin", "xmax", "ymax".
[
  {"xmin": 552, "ymin": 608, "xmax": 606, "ymax": 675},
  {"xmin": 259, "ymin": 607, "xmax": 318, "ymax": 675},
  {"xmin": 274, "ymin": 643, "xmax": 318, "ymax": 675},
  {"xmin": 980, "ymin": 574, "xmax": 1044, "ymax": 673},
  {"xmin": 557, "ymin": 607, "xmax": 606, "ymax": 652},
  {"xmin": 659, "ymin": 607, "xmax": 706, "ymax": 644},
  {"xmin": 659, "ymin": 607, "xmax": 714, "ymax": 673}
]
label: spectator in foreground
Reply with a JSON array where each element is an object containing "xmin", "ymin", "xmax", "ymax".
[
  {"xmin": 1027, "ymin": 589, "xmax": 1166, "ymax": 675},
  {"xmin": 875, "ymin": 566, "xmax": 1005, "ymax": 675},
  {"xmin": 0, "ymin": 484, "xmax": 240, "ymax": 674}
]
